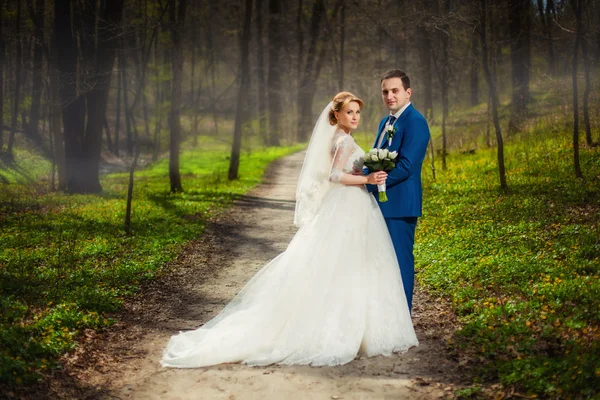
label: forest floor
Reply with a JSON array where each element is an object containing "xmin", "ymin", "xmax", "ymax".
[{"xmin": 39, "ymin": 151, "xmax": 468, "ymax": 400}]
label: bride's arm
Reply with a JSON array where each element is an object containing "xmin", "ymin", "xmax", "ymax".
[{"xmin": 329, "ymin": 136, "xmax": 386, "ymax": 186}]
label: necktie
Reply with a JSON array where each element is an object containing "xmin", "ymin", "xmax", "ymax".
[{"xmin": 378, "ymin": 115, "xmax": 397, "ymax": 148}]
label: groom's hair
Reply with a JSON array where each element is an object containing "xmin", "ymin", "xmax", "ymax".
[{"xmin": 380, "ymin": 70, "xmax": 410, "ymax": 91}]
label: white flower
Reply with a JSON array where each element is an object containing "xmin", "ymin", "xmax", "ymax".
[
  {"xmin": 370, "ymin": 155, "xmax": 379, "ymax": 162},
  {"xmin": 389, "ymin": 151, "xmax": 398, "ymax": 158},
  {"xmin": 386, "ymin": 125, "xmax": 394, "ymax": 133},
  {"xmin": 378, "ymin": 149, "xmax": 388, "ymax": 159},
  {"xmin": 368, "ymin": 148, "xmax": 378, "ymax": 156}
]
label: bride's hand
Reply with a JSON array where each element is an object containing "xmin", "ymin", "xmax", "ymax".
[
  {"xmin": 366, "ymin": 171, "xmax": 387, "ymax": 185},
  {"xmin": 352, "ymin": 166, "xmax": 364, "ymax": 175}
]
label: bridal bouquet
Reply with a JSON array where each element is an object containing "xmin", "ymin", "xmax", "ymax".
[{"xmin": 362, "ymin": 148, "xmax": 398, "ymax": 202}]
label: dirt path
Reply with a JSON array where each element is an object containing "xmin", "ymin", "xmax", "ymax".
[{"xmin": 58, "ymin": 151, "xmax": 463, "ymax": 400}]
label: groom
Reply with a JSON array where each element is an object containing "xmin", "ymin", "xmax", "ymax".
[{"xmin": 367, "ymin": 69, "xmax": 430, "ymax": 312}]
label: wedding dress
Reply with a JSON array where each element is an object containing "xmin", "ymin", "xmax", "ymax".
[{"xmin": 161, "ymin": 104, "xmax": 418, "ymax": 369}]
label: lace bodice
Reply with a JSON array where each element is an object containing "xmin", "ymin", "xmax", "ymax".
[{"xmin": 329, "ymin": 130, "xmax": 365, "ymax": 183}]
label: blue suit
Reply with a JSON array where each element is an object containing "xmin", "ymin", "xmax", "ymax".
[{"xmin": 367, "ymin": 104, "xmax": 430, "ymax": 311}]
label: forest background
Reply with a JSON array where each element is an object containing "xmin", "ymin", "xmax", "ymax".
[{"xmin": 0, "ymin": 0, "xmax": 599, "ymax": 398}]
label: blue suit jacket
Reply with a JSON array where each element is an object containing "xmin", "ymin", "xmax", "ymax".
[{"xmin": 367, "ymin": 104, "xmax": 430, "ymax": 218}]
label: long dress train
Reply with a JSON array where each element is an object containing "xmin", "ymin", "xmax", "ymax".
[{"xmin": 161, "ymin": 130, "xmax": 418, "ymax": 368}]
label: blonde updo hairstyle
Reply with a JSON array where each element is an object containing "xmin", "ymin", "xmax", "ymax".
[{"xmin": 328, "ymin": 91, "xmax": 364, "ymax": 126}]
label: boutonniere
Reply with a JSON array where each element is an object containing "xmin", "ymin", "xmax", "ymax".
[{"xmin": 385, "ymin": 124, "xmax": 397, "ymax": 146}]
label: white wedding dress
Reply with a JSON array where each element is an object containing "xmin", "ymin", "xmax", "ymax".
[{"xmin": 161, "ymin": 125, "xmax": 418, "ymax": 368}]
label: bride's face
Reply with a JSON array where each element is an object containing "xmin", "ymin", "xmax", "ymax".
[{"xmin": 335, "ymin": 101, "xmax": 361, "ymax": 133}]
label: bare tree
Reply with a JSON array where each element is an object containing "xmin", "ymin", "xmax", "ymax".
[
  {"xmin": 54, "ymin": 0, "xmax": 125, "ymax": 193},
  {"xmin": 115, "ymin": 50, "xmax": 122, "ymax": 156},
  {"xmin": 469, "ymin": 37, "xmax": 479, "ymax": 106},
  {"xmin": 119, "ymin": 36, "xmax": 133, "ymax": 156},
  {"xmin": 0, "ymin": 0, "xmax": 4, "ymax": 151},
  {"xmin": 255, "ymin": 0, "xmax": 268, "ymax": 143},
  {"xmin": 432, "ymin": 0, "xmax": 451, "ymax": 169},
  {"xmin": 47, "ymin": 3, "xmax": 66, "ymax": 190},
  {"xmin": 507, "ymin": 0, "xmax": 531, "ymax": 132},
  {"xmin": 206, "ymin": 1, "xmax": 219, "ymax": 137},
  {"xmin": 229, "ymin": 0, "xmax": 252, "ymax": 180},
  {"xmin": 27, "ymin": 0, "xmax": 44, "ymax": 144},
  {"xmin": 570, "ymin": 0, "xmax": 584, "ymax": 178},
  {"xmin": 394, "ymin": 0, "xmax": 407, "ymax": 67},
  {"xmin": 479, "ymin": 0, "xmax": 507, "ymax": 190},
  {"xmin": 580, "ymin": 18, "xmax": 594, "ymax": 147},
  {"xmin": 536, "ymin": 0, "xmax": 556, "ymax": 75},
  {"xmin": 417, "ymin": 0, "xmax": 434, "ymax": 123},
  {"xmin": 7, "ymin": 0, "xmax": 23, "ymax": 156},
  {"xmin": 267, "ymin": 0, "xmax": 282, "ymax": 146},
  {"xmin": 168, "ymin": 0, "xmax": 187, "ymax": 193},
  {"xmin": 296, "ymin": 0, "xmax": 327, "ymax": 142},
  {"xmin": 338, "ymin": 0, "xmax": 345, "ymax": 91}
]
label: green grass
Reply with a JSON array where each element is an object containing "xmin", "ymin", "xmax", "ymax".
[
  {"xmin": 0, "ymin": 147, "xmax": 52, "ymax": 185},
  {"xmin": 355, "ymin": 73, "xmax": 600, "ymax": 397},
  {"xmin": 0, "ymin": 138, "xmax": 303, "ymax": 385},
  {"xmin": 414, "ymin": 128, "xmax": 599, "ymax": 397}
]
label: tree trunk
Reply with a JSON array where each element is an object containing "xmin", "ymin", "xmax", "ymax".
[
  {"xmin": 82, "ymin": 0, "xmax": 124, "ymax": 193},
  {"xmin": 7, "ymin": 1, "xmax": 23, "ymax": 156},
  {"xmin": 47, "ymin": 9, "xmax": 66, "ymax": 190},
  {"xmin": 255, "ymin": 0, "xmax": 268, "ymax": 144},
  {"xmin": 439, "ymin": 0, "xmax": 450, "ymax": 170},
  {"xmin": 480, "ymin": 0, "xmax": 507, "ymax": 190},
  {"xmin": 142, "ymin": 87, "xmax": 150, "ymax": 139},
  {"xmin": 537, "ymin": 0, "xmax": 556, "ymax": 75},
  {"xmin": 507, "ymin": 0, "xmax": 530, "ymax": 132},
  {"xmin": 394, "ymin": 0, "xmax": 406, "ymax": 67},
  {"xmin": 55, "ymin": 0, "xmax": 87, "ymax": 191},
  {"xmin": 115, "ymin": 51, "xmax": 122, "ymax": 156},
  {"xmin": 28, "ymin": 0, "xmax": 45, "ymax": 144},
  {"xmin": 486, "ymin": 94, "xmax": 491, "ymax": 147},
  {"xmin": 296, "ymin": 0, "xmax": 304, "ymax": 89},
  {"xmin": 168, "ymin": 0, "xmax": 187, "ymax": 193},
  {"xmin": 127, "ymin": 3, "xmax": 168, "ymax": 145},
  {"xmin": 267, "ymin": 0, "xmax": 282, "ymax": 146},
  {"xmin": 581, "ymin": 31, "xmax": 593, "ymax": 146},
  {"xmin": 190, "ymin": 15, "xmax": 197, "ymax": 139},
  {"xmin": 570, "ymin": 0, "xmax": 583, "ymax": 178},
  {"xmin": 229, "ymin": 0, "xmax": 252, "ymax": 180},
  {"xmin": 597, "ymin": 4, "xmax": 600, "ymax": 63},
  {"xmin": 417, "ymin": 24, "xmax": 433, "ymax": 122},
  {"xmin": 0, "ymin": 0, "xmax": 4, "ymax": 150},
  {"xmin": 429, "ymin": 139, "xmax": 436, "ymax": 181},
  {"xmin": 104, "ymin": 117, "xmax": 113, "ymax": 152},
  {"xmin": 119, "ymin": 38, "xmax": 133, "ymax": 156},
  {"xmin": 55, "ymin": 0, "xmax": 124, "ymax": 193},
  {"xmin": 338, "ymin": 0, "xmax": 345, "ymax": 91},
  {"xmin": 470, "ymin": 37, "xmax": 479, "ymax": 107},
  {"xmin": 207, "ymin": 1, "xmax": 219, "ymax": 137},
  {"xmin": 153, "ymin": 32, "xmax": 161, "ymax": 161},
  {"xmin": 124, "ymin": 148, "xmax": 140, "ymax": 235},
  {"xmin": 296, "ymin": 0, "xmax": 326, "ymax": 142}
]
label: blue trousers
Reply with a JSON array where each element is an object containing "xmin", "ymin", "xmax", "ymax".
[{"xmin": 384, "ymin": 217, "xmax": 418, "ymax": 312}]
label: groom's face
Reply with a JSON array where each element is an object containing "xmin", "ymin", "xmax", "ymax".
[{"xmin": 381, "ymin": 78, "xmax": 411, "ymax": 113}]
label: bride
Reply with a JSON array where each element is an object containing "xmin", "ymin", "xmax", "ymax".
[{"xmin": 161, "ymin": 92, "xmax": 418, "ymax": 368}]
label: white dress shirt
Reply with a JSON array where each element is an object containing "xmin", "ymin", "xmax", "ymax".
[{"xmin": 378, "ymin": 101, "xmax": 411, "ymax": 148}]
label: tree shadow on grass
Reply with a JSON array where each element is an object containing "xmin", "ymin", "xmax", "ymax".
[
  {"xmin": 0, "ymin": 153, "xmax": 37, "ymax": 184},
  {"xmin": 146, "ymin": 190, "xmax": 296, "ymax": 216},
  {"xmin": 428, "ymin": 180, "xmax": 599, "ymax": 226}
]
